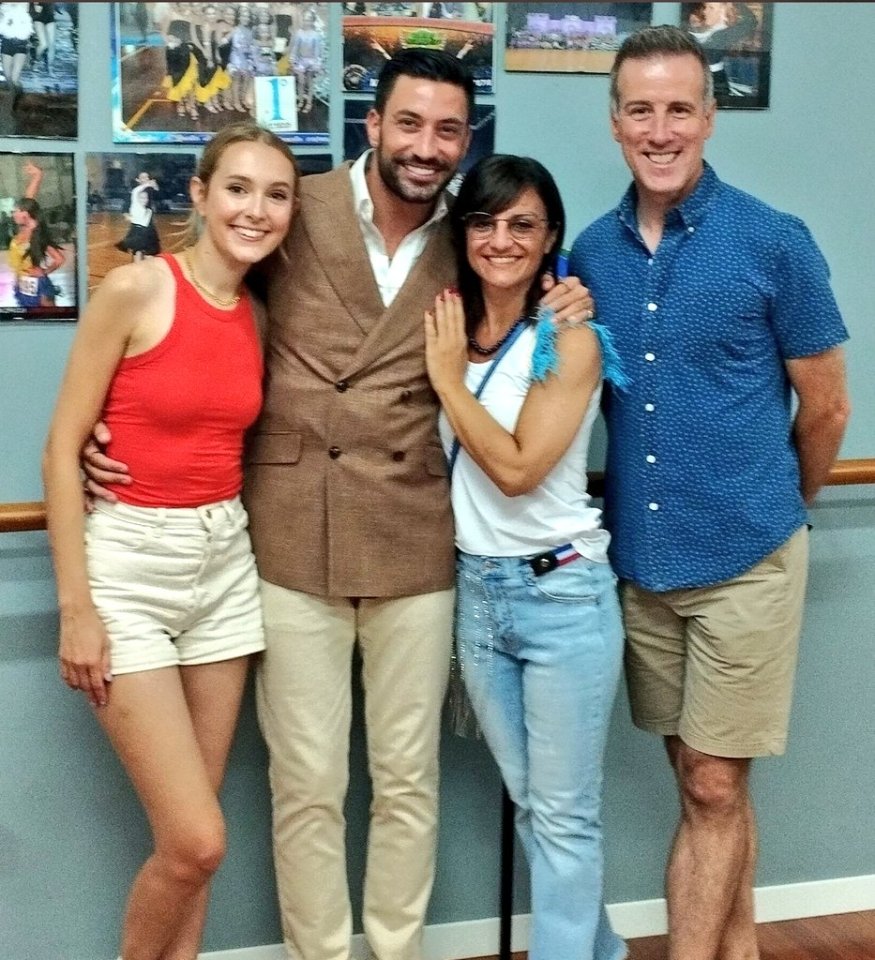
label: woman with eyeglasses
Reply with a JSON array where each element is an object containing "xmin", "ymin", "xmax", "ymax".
[{"xmin": 424, "ymin": 154, "xmax": 628, "ymax": 960}]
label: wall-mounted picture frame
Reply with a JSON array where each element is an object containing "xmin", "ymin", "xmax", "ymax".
[
  {"xmin": 110, "ymin": 2, "xmax": 330, "ymax": 146},
  {"xmin": 0, "ymin": 151, "xmax": 77, "ymax": 321},
  {"xmin": 297, "ymin": 153, "xmax": 334, "ymax": 176},
  {"xmin": 682, "ymin": 2, "xmax": 773, "ymax": 109},
  {"xmin": 342, "ymin": 3, "xmax": 494, "ymax": 95},
  {"xmin": 504, "ymin": 3, "xmax": 652, "ymax": 74},
  {"xmin": 85, "ymin": 152, "xmax": 198, "ymax": 295},
  {"xmin": 0, "ymin": 2, "xmax": 78, "ymax": 139}
]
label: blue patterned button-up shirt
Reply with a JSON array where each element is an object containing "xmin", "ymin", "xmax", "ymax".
[{"xmin": 570, "ymin": 164, "xmax": 849, "ymax": 591}]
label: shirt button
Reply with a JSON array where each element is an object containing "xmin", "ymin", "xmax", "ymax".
[
  {"xmin": 328, "ymin": 446, "xmax": 341, "ymax": 459},
  {"xmin": 647, "ymin": 258, "xmax": 653, "ymax": 266},
  {"xmin": 644, "ymin": 402, "xmax": 655, "ymax": 412},
  {"xmin": 647, "ymin": 302, "xmax": 658, "ymax": 312},
  {"xmin": 645, "ymin": 352, "xmax": 655, "ymax": 362},
  {"xmin": 648, "ymin": 502, "xmax": 659, "ymax": 511},
  {"xmin": 646, "ymin": 454, "xmax": 656, "ymax": 463},
  {"xmin": 335, "ymin": 380, "xmax": 349, "ymax": 393},
  {"xmin": 391, "ymin": 451, "xmax": 405, "ymax": 462},
  {"xmin": 400, "ymin": 389, "xmax": 412, "ymax": 403},
  {"xmin": 687, "ymin": 226, "xmax": 695, "ymax": 234}
]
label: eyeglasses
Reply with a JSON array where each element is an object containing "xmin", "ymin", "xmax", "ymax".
[{"xmin": 463, "ymin": 212, "xmax": 550, "ymax": 241}]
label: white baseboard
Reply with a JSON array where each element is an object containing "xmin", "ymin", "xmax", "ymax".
[{"xmin": 200, "ymin": 873, "xmax": 875, "ymax": 960}]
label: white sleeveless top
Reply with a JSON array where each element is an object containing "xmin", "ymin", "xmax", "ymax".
[{"xmin": 438, "ymin": 325, "xmax": 610, "ymax": 562}]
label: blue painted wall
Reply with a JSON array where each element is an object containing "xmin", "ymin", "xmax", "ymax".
[{"xmin": 1, "ymin": 4, "xmax": 873, "ymax": 958}]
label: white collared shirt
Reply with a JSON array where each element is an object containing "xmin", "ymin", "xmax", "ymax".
[{"xmin": 349, "ymin": 150, "xmax": 449, "ymax": 307}]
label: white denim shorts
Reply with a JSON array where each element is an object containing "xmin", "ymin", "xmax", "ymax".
[{"xmin": 85, "ymin": 496, "xmax": 265, "ymax": 675}]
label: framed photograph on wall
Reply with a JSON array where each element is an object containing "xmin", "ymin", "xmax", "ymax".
[
  {"xmin": 0, "ymin": 152, "xmax": 77, "ymax": 321},
  {"xmin": 0, "ymin": 2, "xmax": 78, "ymax": 139},
  {"xmin": 682, "ymin": 2, "xmax": 773, "ymax": 109},
  {"xmin": 342, "ymin": 3, "xmax": 494, "ymax": 96},
  {"xmin": 111, "ymin": 2, "xmax": 330, "ymax": 145},
  {"xmin": 297, "ymin": 153, "xmax": 334, "ymax": 176},
  {"xmin": 504, "ymin": 3, "xmax": 652, "ymax": 74},
  {"xmin": 85, "ymin": 152, "xmax": 198, "ymax": 295}
]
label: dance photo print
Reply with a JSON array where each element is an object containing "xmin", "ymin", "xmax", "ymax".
[
  {"xmin": 0, "ymin": 2, "xmax": 78, "ymax": 139},
  {"xmin": 0, "ymin": 152, "xmax": 77, "ymax": 321},
  {"xmin": 110, "ymin": 2, "xmax": 330, "ymax": 145},
  {"xmin": 85, "ymin": 151, "xmax": 197, "ymax": 294}
]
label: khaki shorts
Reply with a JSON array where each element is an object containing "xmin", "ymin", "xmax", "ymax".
[
  {"xmin": 622, "ymin": 527, "xmax": 809, "ymax": 758},
  {"xmin": 86, "ymin": 497, "xmax": 265, "ymax": 676}
]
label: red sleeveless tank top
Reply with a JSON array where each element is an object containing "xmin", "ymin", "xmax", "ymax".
[{"xmin": 102, "ymin": 253, "xmax": 263, "ymax": 507}]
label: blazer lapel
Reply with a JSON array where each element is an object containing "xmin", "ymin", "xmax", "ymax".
[
  {"xmin": 341, "ymin": 220, "xmax": 457, "ymax": 378},
  {"xmin": 298, "ymin": 164, "xmax": 457, "ymax": 376},
  {"xmin": 300, "ymin": 165, "xmax": 384, "ymax": 335}
]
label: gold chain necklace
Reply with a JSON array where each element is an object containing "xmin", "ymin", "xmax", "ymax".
[{"xmin": 183, "ymin": 249, "xmax": 241, "ymax": 307}]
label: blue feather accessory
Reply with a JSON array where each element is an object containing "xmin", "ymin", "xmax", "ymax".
[
  {"xmin": 528, "ymin": 307, "xmax": 630, "ymax": 390},
  {"xmin": 530, "ymin": 306, "xmax": 560, "ymax": 382},
  {"xmin": 590, "ymin": 322, "xmax": 631, "ymax": 391}
]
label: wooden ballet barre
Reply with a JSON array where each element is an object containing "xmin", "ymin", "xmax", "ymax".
[
  {"xmin": 1, "ymin": 459, "xmax": 875, "ymax": 535},
  {"xmin": 0, "ymin": 501, "xmax": 46, "ymax": 533}
]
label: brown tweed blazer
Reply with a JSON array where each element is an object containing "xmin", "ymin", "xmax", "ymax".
[{"xmin": 244, "ymin": 164, "xmax": 457, "ymax": 598}]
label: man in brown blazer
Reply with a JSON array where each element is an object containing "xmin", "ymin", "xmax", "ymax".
[
  {"xmin": 244, "ymin": 50, "xmax": 593, "ymax": 960},
  {"xmin": 85, "ymin": 50, "xmax": 592, "ymax": 960},
  {"xmin": 244, "ymin": 51, "xmax": 467, "ymax": 960}
]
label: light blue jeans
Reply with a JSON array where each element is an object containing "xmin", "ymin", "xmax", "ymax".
[{"xmin": 456, "ymin": 551, "xmax": 627, "ymax": 960}]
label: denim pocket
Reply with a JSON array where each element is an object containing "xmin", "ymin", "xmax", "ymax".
[{"xmin": 528, "ymin": 560, "xmax": 600, "ymax": 604}]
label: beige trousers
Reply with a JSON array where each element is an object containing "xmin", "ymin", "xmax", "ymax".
[{"xmin": 256, "ymin": 580, "xmax": 455, "ymax": 960}]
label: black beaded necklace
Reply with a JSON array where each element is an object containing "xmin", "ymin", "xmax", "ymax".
[{"xmin": 468, "ymin": 319, "xmax": 524, "ymax": 357}]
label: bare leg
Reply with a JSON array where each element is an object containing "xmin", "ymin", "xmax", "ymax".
[
  {"xmin": 96, "ymin": 667, "xmax": 229, "ymax": 960},
  {"xmin": 665, "ymin": 736, "xmax": 754, "ymax": 960},
  {"xmin": 44, "ymin": 21, "xmax": 57, "ymax": 72},
  {"xmin": 231, "ymin": 74, "xmax": 245, "ymax": 111},
  {"xmin": 34, "ymin": 22, "xmax": 48, "ymax": 65},
  {"xmin": 717, "ymin": 796, "xmax": 759, "ymax": 960},
  {"xmin": 4, "ymin": 51, "xmax": 27, "ymax": 88},
  {"xmin": 159, "ymin": 656, "xmax": 250, "ymax": 960}
]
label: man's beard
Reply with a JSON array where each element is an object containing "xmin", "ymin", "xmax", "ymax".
[{"xmin": 375, "ymin": 147, "xmax": 454, "ymax": 205}]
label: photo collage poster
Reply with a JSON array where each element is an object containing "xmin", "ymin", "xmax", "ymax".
[{"xmin": 111, "ymin": 2, "xmax": 330, "ymax": 145}]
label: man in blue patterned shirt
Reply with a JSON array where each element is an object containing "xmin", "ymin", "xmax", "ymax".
[{"xmin": 570, "ymin": 25, "xmax": 850, "ymax": 960}]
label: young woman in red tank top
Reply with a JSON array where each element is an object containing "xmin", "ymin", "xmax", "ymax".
[{"xmin": 42, "ymin": 122, "xmax": 299, "ymax": 960}]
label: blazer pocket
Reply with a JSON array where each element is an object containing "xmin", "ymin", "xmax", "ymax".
[
  {"xmin": 424, "ymin": 444, "xmax": 449, "ymax": 478},
  {"xmin": 247, "ymin": 432, "xmax": 303, "ymax": 465}
]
